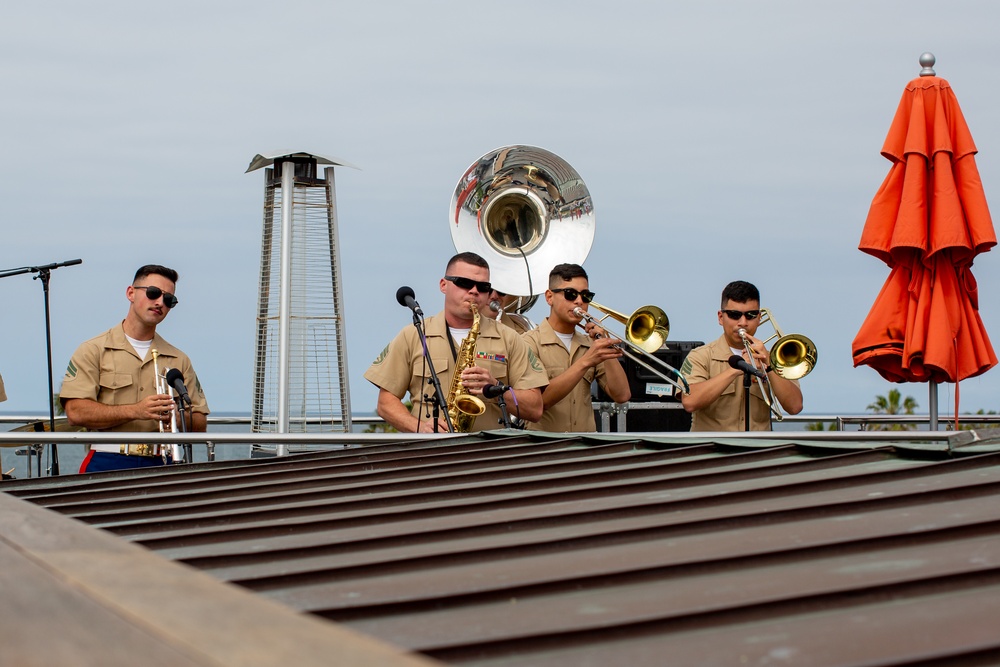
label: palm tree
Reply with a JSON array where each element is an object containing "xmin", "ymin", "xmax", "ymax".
[
  {"xmin": 866, "ymin": 388, "xmax": 918, "ymax": 431},
  {"xmin": 805, "ymin": 420, "xmax": 835, "ymax": 431},
  {"xmin": 952, "ymin": 409, "xmax": 998, "ymax": 431}
]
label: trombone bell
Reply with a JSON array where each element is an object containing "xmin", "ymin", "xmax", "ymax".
[
  {"xmin": 770, "ymin": 333, "xmax": 817, "ymax": 380},
  {"xmin": 626, "ymin": 306, "xmax": 669, "ymax": 353},
  {"xmin": 589, "ymin": 301, "xmax": 670, "ymax": 354}
]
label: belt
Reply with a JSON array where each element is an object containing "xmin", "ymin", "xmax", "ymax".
[
  {"xmin": 120, "ymin": 444, "xmax": 161, "ymax": 457},
  {"xmin": 90, "ymin": 443, "xmax": 162, "ymax": 457}
]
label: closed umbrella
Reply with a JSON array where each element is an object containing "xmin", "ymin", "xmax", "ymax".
[{"xmin": 852, "ymin": 53, "xmax": 997, "ymax": 428}]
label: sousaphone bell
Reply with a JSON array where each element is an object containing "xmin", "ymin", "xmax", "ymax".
[{"xmin": 450, "ymin": 145, "xmax": 595, "ymax": 308}]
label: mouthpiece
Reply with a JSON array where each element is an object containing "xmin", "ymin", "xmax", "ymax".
[{"xmin": 489, "ymin": 299, "xmax": 502, "ymax": 313}]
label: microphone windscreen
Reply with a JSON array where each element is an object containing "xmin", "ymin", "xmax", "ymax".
[
  {"xmin": 728, "ymin": 355, "xmax": 743, "ymax": 369},
  {"xmin": 165, "ymin": 368, "xmax": 185, "ymax": 386},
  {"xmin": 482, "ymin": 384, "xmax": 509, "ymax": 399},
  {"xmin": 396, "ymin": 285, "xmax": 415, "ymax": 307}
]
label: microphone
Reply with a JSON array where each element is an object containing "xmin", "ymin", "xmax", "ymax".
[
  {"xmin": 164, "ymin": 368, "xmax": 192, "ymax": 405},
  {"xmin": 482, "ymin": 383, "xmax": 511, "ymax": 399},
  {"xmin": 396, "ymin": 285, "xmax": 423, "ymax": 316},
  {"xmin": 729, "ymin": 355, "xmax": 767, "ymax": 380}
]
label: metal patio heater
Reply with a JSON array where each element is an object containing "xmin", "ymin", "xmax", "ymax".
[{"xmin": 246, "ymin": 150, "xmax": 358, "ymax": 445}]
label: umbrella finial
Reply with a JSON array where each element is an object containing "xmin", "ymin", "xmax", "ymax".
[{"xmin": 919, "ymin": 52, "xmax": 936, "ymax": 76}]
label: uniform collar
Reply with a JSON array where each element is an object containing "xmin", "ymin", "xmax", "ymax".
[
  {"xmin": 107, "ymin": 322, "xmax": 180, "ymax": 359},
  {"xmin": 425, "ymin": 311, "xmax": 501, "ymax": 339}
]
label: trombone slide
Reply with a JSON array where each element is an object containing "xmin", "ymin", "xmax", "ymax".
[
  {"xmin": 737, "ymin": 328, "xmax": 782, "ymax": 421},
  {"xmin": 574, "ymin": 308, "xmax": 689, "ymax": 395}
]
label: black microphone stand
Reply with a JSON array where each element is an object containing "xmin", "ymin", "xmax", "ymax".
[
  {"xmin": 175, "ymin": 393, "xmax": 190, "ymax": 463},
  {"xmin": 0, "ymin": 259, "xmax": 82, "ymax": 476},
  {"xmin": 741, "ymin": 370, "xmax": 752, "ymax": 432},
  {"xmin": 411, "ymin": 309, "xmax": 455, "ymax": 433},
  {"xmin": 495, "ymin": 388, "xmax": 513, "ymax": 429}
]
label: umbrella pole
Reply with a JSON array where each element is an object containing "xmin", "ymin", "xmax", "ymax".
[{"xmin": 928, "ymin": 382, "xmax": 938, "ymax": 431}]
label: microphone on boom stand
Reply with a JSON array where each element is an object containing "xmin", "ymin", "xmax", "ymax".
[
  {"xmin": 483, "ymin": 382, "xmax": 515, "ymax": 428},
  {"xmin": 396, "ymin": 286, "xmax": 423, "ymax": 318},
  {"xmin": 396, "ymin": 286, "xmax": 454, "ymax": 433}
]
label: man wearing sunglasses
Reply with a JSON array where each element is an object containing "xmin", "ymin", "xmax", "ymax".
[
  {"xmin": 521, "ymin": 264, "xmax": 630, "ymax": 432},
  {"xmin": 365, "ymin": 252, "xmax": 547, "ymax": 432},
  {"xmin": 60, "ymin": 264, "xmax": 210, "ymax": 472},
  {"xmin": 680, "ymin": 280, "xmax": 802, "ymax": 431}
]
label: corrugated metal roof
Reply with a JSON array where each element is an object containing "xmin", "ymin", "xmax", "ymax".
[{"xmin": 5, "ymin": 430, "xmax": 1000, "ymax": 666}]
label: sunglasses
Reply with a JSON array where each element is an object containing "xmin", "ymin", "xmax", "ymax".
[
  {"xmin": 135, "ymin": 285, "xmax": 179, "ymax": 309},
  {"xmin": 444, "ymin": 275, "xmax": 492, "ymax": 293},
  {"xmin": 552, "ymin": 288, "xmax": 595, "ymax": 304},
  {"xmin": 722, "ymin": 309, "xmax": 759, "ymax": 321}
]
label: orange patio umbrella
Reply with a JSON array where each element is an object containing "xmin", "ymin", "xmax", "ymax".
[{"xmin": 852, "ymin": 53, "xmax": 997, "ymax": 425}]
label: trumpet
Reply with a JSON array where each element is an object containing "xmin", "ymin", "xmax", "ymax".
[
  {"xmin": 574, "ymin": 306, "xmax": 689, "ymax": 395},
  {"xmin": 151, "ymin": 348, "xmax": 184, "ymax": 462},
  {"xmin": 737, "ymin": 308, "xmax": 817, "ymax": 421}
]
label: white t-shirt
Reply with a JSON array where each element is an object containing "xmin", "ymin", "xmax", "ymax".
[{"xmin": 126, "ymin": 333, "xmax": 153, "ymax": 360}]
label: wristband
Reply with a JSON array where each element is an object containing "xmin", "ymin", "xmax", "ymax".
[{"xmin": 765, "ymin": 365, "xmax": 773, "ymax": 373}]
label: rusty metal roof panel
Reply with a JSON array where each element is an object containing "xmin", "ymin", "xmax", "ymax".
[{"xmin": 5, "ymin": 431, "xmax": 1000, "ymax": 666}]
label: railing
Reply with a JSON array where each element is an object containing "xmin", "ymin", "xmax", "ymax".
[
  {"xmin": 592, "ymin": 402, "xmax": 1000, "ymax": 432},
  {"xmin": 0, "ymin": 414, "xmax": 397, "ymax": 479},
  {"xmin": 3, "ymin": 411, "xmax": 998, "ymax": 479}
]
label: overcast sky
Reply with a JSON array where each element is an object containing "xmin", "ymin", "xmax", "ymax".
[{"xmin": 3, "ymin": 1, "xmax": 999, "ymax": 422}]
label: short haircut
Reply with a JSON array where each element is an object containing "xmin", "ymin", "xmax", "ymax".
[
  {"xmin": 721, "ymin": 280, "xmax": 759, "ymax": 307},
  {"xmin": 446, "ymin": 252, "xmax": 489, "ymax": 273},
  {"xmin": 549, "ymin": 263, "xmax": 588, "ymax": 288},
  {"xmin": 133, "ymin": 264, "xmax": 179, "ymax": 285}
]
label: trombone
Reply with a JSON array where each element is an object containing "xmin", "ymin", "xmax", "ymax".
[
  {"xmin": 737, "ymin": 308, "xmax": 817, "ymax": 421},
  {"xmin": 574, "ymin": 303, "xmax": 689, "ymax": 395}
]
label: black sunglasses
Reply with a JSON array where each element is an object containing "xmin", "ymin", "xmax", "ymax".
[
  {"xmin": 552, "ymin": 288, "xmax": 595, "ymax": 304},
  {"xmin": 722, "ymin": 309, "xmax": 759, "ymax": 321},
  {"xmin": 444, "ymin": 275, "xmax": 492, "ymax": 293},
  {"xmin": 135, "ymin": 285, "xmax": 179, "ymax": 309}
]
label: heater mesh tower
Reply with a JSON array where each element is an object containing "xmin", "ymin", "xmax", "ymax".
[{"xmin": 246, "ymin": 151, "xmax": 357, "ymax": 434}]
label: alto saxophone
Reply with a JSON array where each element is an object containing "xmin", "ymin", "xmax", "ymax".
[{"xmin": 446, "ymin": 303, "xmax": 487, "ymax": 432}]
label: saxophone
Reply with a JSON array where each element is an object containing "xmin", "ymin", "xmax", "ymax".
[{"xmin": 446, "ymin": 303, "xmax": 487, "ymax": 432}]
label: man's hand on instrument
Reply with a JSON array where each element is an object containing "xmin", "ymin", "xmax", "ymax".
[
  {"xmin": 583, "ymin": 336, "xmax": 624, "ymax": 366},
  {"xmin": 741, "ymin": 333, "xmax": 770, "ymax": 365},
  {"xmin": 461, "ymin": 364, "xmax": 496, "ymax": 396},
  {"xmin": 583, "ymin": 321, "xmax": 609, "ymax": 340},
  {"xmin": 136, "ymin": 393, "xmax": 175, "ymax": 423}
]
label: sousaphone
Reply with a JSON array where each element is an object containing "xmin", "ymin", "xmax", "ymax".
[{"xmin": 450, "ymin": 146, "xmax": 596, "ymax": 306}]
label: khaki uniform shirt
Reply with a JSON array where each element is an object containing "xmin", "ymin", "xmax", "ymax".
[
  {"xmin": 521, "ymin": 318, "xmax": 610, "ymax": 432},
  {"xmin": 364, "ymin": 311, "xmax": 548, "ymax": 431},
  {"xmin": 682, "ymin": 335, "xmax": 797, "ymax": 432},
  {"xmin": 59, "ymin": 323, "xmax": 210, "ymax": 432}
]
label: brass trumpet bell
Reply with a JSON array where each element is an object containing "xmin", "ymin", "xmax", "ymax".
[{"xmin": 589, "ymin": 301, "xmax": 670, "ymax": 353}]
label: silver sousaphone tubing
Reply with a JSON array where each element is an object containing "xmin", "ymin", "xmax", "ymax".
[{"xmin": 450, "ymin": 145, "xmax": 596, "ymax": 298}]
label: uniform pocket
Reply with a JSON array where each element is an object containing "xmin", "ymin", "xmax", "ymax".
[{"xmin": 98, "ymin": 373, "xmax": 136, "ymax": 404}]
